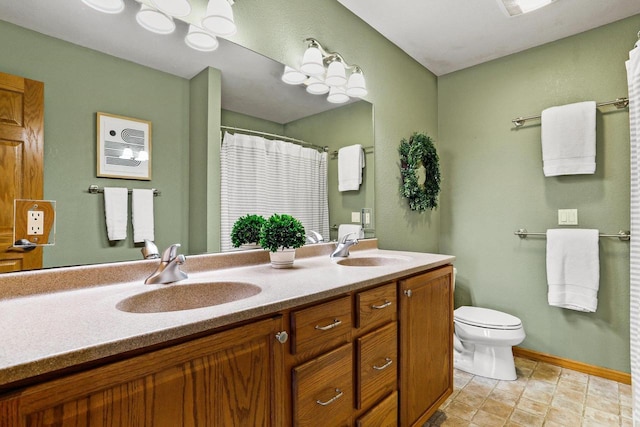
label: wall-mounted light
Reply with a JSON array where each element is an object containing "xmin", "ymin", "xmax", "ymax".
[
  {"xmin": 81, "ymin": 0, "xmax": 237, "ymax": 52},
  {"xmin": 497, "ymin": 0, "xmax": 556, "ymax": 16},
  {"xmin": 282, "ymin": 38, "xmax": 368, "ymax": 104}
]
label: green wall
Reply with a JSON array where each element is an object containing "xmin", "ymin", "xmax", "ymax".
[
  {"xmin": 438, "ymin": 15, "xmax": 640, "ymax": 372},
  {"xmin": 0, "ymin": 20, "xmax": 190, "ymax": 268}
]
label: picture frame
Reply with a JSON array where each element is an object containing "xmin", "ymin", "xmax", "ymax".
[{"xmin": 96, "ymin": 112, "xmax": 152, "ymax": 180}]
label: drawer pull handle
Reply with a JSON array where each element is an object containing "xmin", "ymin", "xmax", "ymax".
[
  {"xmin": 371, "ymin": 300, "xmax": 392, "ymax": 310},
  {"xmin": 316, "ymin": 388, "xmax": 344, "ymax": 406},
  {"xmin": 315, "ymin": 319, "xmax": 342, "ymax": 331},
  {"xmin": 373, "ymin": 357, "xmax": 393, "ymax": 371}
]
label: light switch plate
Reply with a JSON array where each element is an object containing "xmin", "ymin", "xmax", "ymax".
[
  {"xmin": 351, "ymin": 212, "xmax": 361, "ymax": 223},
  {"xmin": 558, "ymin": 209, "xmax": 578, "ymax": 225}
]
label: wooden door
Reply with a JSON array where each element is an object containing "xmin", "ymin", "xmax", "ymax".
[
  {"xmin": 399, "ymin": 266, "xmax": 453, "ymax": 427},
  {"xmin": 0, "ymin": 316, "xmax": 286, "ymax": 426},
  {"xmin": 0, "ymin": 71, "xmax": 45, "ymax": 273}
]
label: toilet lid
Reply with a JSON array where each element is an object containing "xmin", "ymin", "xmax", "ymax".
[{"xmin": 454, "ymin": 306, "xmax": 522, "ymax": 330}]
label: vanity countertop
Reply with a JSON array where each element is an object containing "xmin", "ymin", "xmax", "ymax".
[{"xmin": 0, "ymin": 241, "xmax": 454, "ymax": 389}]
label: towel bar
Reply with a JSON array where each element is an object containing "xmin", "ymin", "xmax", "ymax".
[
  {"xmin": 514, "ymin": 228, "xmax": 630, "ymax": 241},
  {"xmin": 512, "ymin": 97, "xmax": 629, "ymax": 128},
  {"xmin": 88, "ymin": 185, "xmax": 161, "ymax": 197}
]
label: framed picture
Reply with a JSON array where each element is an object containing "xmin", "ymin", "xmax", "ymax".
[{"xmin": 96, "ymin": 112, "xmax": 152, "ymax": 180}]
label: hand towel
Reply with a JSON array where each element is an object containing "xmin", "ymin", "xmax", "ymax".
[
  {"xmin": 338, "ymin": 144, "xmax": 365, "ymax": 192},
  {"xmin": 541, "ymin": 101, "xmax": 596, "ymax": 177},
  {"xmin": 546, "ymin": 229, "xmax": 600, "ymax": 312},
  {"xmin": 104, "ymin": 187, "xmax": 128, "ymax": 241},
  {"xmin": 132, "ymin": 189, "xmax": 155, "ymax": 243},
  {"xmin": 338, "ymin": 224, "xmax": 364, "ymax": 241}
]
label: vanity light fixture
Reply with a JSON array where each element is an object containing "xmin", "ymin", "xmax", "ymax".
[
  {"xmin": 282, "ymin": 38, "xmax": 368, "ymax": 104},
  {"xmin": 497, "ymin": 0, "xmax": 556, "ymax": 16},
  {"xmin": 81, "ymin": 0, "xmax": 125, "ymax": 14},
  {"xmin": 81, "ymin": 0, "xmax": 238, "ymax": 52},
  {"xmin": 136, "ymin": 4, "xmax": 176, "ymax": 34}
]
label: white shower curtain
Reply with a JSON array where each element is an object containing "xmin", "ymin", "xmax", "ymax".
[
  {"xmin": 627, "ymin": 44, "xmax": 640, "ymax": 425},
  {"xmin": 220, "ymin": 131, "xmax": 329, "ymax": 252}
]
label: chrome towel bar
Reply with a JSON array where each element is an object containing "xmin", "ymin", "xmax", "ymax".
[
  {"xmin": 514, "ymin": 228, "xmax": 630, "ymax": 241},
  {"xmin": 512, "ymin": 97, "xmax": 629, "ymax": 128},
  {"xmin": 88, "ymin": 184, "xmax": 161, "ymax": 197}
]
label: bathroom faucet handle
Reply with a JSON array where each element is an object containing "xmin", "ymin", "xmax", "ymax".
[
  {"xmin": 161, "ymin": 243, "xmax": 181, "ymax": 262},
  {"xmin": 340, "ymin": 232, "xmax": 358, "ymax": 244}
]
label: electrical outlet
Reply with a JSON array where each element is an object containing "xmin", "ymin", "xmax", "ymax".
[{"xmin": 28, "ymin": 210, "xmax": 44, "ymax": 235}]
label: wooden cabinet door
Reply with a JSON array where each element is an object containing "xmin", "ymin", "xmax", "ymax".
[
  {"xmin": 0, "ymin": 71, "xmax": 45, "ymax": 273},
  {"xmin": 398, "ymin": 265, "xmax": 453, "ymax": 427},
  {"xmin": 0, "ymin": 316, "xmax": 285, "ymax": 427}
]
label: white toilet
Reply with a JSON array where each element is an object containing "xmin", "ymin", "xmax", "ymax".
[{"xmin": 453, "ymin": 269, "xmax": 525, "ymax": 381}]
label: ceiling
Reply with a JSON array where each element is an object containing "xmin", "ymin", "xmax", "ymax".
[{"xmin": 338, "ymin": 0, "xmax": 640, "ymax": 76}]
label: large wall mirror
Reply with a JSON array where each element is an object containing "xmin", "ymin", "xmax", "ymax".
[{"xmin": 0, "ymin": 0, "xmax": 374, "ymax": 271}]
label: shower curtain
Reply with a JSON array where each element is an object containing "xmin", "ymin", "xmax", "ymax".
[
  {"xmin": 220, "ymin": 131, "xmax": 329, "ymax": 252},
  {"xmin": 627, "ymin": 43, "xmax": 640, "ymax": 425}
]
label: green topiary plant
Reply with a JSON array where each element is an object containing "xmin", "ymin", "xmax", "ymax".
[
  {"xmin": 231, "ymin": 214, "xmax": 266, "ymax": 248},
  {"xmin": 259, "ymin": 214, "xmax": 306, "ymax": 253}
]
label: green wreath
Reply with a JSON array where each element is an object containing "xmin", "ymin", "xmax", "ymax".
[{"xmin": 399, "ymin": 132, "xmax": 441, "ymax": 212}]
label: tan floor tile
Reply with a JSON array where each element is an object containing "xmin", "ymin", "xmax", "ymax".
[
  {"xmin": 516, "ymin": 366, "xmax": 534, "ymax": 378},
  {"xmin": 529, "ymin": 369, "xmax": 559, "ymax": 384},
  {"xmin": 560, "ymin": 368, "xmax": 589, "ymax": 384},
  {"xmin": 514, "ymin": 357, "xmax": 537, "ymax": 371},
  {"xmin": 456, "ymin": 390, "xmax": 488, "ymax": 408},
  {"xmin": 585, "ymin": 394, "xmax": 619, "ymax": 415},
  {"xmin": 436, "ymin": 414, "xmax": 474, "ymax": 427},
  {"xmin": 471, "ymin": 409, "xmax": 507, "ymax": 427},
  {"xmin": 557, "ymin": 376, "xmax": 587, "ymax": 394},
  {"xmin": 533, "ymin": 362, "xmax": 561, "ymax": 377},
  {"xmin": 583, "ymin": 406, "xmax": 620, "ymax": 425},
  {"xmin": 480, "ymin": 397, "xmax": 513, "ymax": 419},
  {"xmin": 525, "ymin": 379, "xmax": 556, "ymax": 394},
  {"xmin": 545, "ymin": 406, "xmax": 582, "ymax": 426},
  {"xmin": 447, "ymin": 400, "xmax": 478, "ymax": 421},
  {"xmin": 553, "ymin": 386, "xmax": 585, "ymax": 404},
  {"xmin": 488, "ymin": 388, "xmax": 520, "ymax": 406},
  {"xmin": 496, "ymin": 379, "xmax": 527, "ymax": 395},
  {"xmin": 508, "ymin": 409, "xmax": 544, "ymax": 427},
  {"xmin": 516, "ymin": 397, "xmax": 548, "ymax": 417},
  {"xmin": 521, "ymin": 387, "xmax": 553, "ymax": 405},
  {"xmin": 463, "ymin": 382, "xmax": 495, "ymax": 398},
  {"xmin": 621, "ymin": 404, "xmax": 632, "ymax": 419},
  {"xmin": 550, "ymin": 393, "xmax": 584, "ymax": 415},
  {"xmin": 621, "ymin": 416, "xmax": 634, "ymax": 427}
]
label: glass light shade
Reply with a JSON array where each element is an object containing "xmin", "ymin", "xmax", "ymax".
[
  {"xmin": 202, "ymin": 0, "xmax": 237, "ymax": 37},
  {"xmin": 300, "ymin": 46, "xmax": 325, "ymax": 77},
  {"xmin": 282, "ymin": 66, "xmax": 308, "ymax": 85},
  {"xmin": 120, "ymin": 148, "xmax": 134, "ymax": 159},
  {"xmin": 81, "ymin": 0, "xmax": 124, "ymax": 14},
  {"xmin": 135, "ymin": 150, "xmax": 149, "ymax": 162},
  {"xmin": 325, "ymin": 60, "xmax": 347, "ymax": 87},
  {"xmin": 136, "ymin": 5, "xmax": 175, "ymax": 34},
  {"xmin": 346, "ymin": 70, "xmax": 367, "ymax": 97},
  {"xmin": 185, "ymin": 25, "xmax": 219, "ymax": 51},
  {"xmin": 327, "ymin": 86, "xmax": 349, "ymax": 104},
  {"xmin": 306, "ymin": 77, "xmax": 330, "ymax": 95},
  {"xmin": 151, "ymin": 0, "xmax": 192, "ymax": 17}
]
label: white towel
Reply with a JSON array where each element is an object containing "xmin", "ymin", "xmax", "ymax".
[
  {"xmin": 541, "ymin": 101, "xmax": 596, "ymax": 177},
  {"xmin": 546, "ymin": 229, "xmax": 600, "ymax": 312},
  {"xmin": 338, "ymin": 224, "xmax": 364, "ymax": 241},
  {"xmin": 338, "ymin": 144, "xmax": 365, "ymax": 192},
  {"xmin": 104, "ymin": 187, "xmax": 128, "ymax": 241},
  {"xmin": 132, "ymin": 189, "xmax": 155, "ymax": 243}
]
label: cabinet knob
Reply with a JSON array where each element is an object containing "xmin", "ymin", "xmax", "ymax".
[
  {"xmin": 404, "ymin": 289, "xmax": 413, "ymax": 297},
  {"xmin": 275, "ymin": 331, "xmax": 289, "ymax": 344}
]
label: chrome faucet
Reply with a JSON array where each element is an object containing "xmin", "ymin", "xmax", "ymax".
[
  {"xmin": 144, "ymin": 243, "xmax": 188, "ymax": 284},
  {"xmin": 330, "ymin": 233, "xmax": 359, "ymax": 258},
  {"xmin": 306, "ymin": 230, "xmax": 325, "ymax": 244}
]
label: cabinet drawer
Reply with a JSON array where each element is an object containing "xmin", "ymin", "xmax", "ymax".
[
  {"xmin": 356, "ymin": 391, "xmax": 398, "ymax": 427},
  {"xmin": 357, "ymin": 321, "xmax": 397, "ymax": 410},
  {"xmin": 356, "ymin": 282, "xmax": 396, "ymax": 331},
  {"xmin": 292, "ymin": 343, "xmax": 354, "ymax": 427},
  {"xmin": 291, "ymin": 296, "xmax": 352, "ymax": 355}
]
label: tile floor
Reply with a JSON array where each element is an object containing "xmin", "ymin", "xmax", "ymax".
[{"xmin": 425, "ymin": 357, "xmax": 632, "ymax": 426}]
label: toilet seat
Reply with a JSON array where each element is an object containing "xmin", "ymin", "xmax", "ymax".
[{"xmin": 454, "ymin": 306, "xmax": 522, "ymax": 330}]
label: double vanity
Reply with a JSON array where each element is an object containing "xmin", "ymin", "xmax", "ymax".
[{"xmin": 0, "ymin": 239, "xmax": 454, "ymax": 426}]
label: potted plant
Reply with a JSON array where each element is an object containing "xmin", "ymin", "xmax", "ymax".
[
  {"xmin": 259, "ymin": 213, "xmax": 306, "ymax": 268},
  {"xmin": 231, "ymin": 214, "xmax": 266, "ymax": 249}
]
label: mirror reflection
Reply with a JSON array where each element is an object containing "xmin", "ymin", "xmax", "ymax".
[{"xmin": 0, "ymin": 0, "xmax": 374, "ymax": 272}]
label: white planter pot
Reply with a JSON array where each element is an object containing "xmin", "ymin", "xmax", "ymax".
[{"xmin": 269, "ymin": 248, "xmax": 296, "ymax": 269}]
